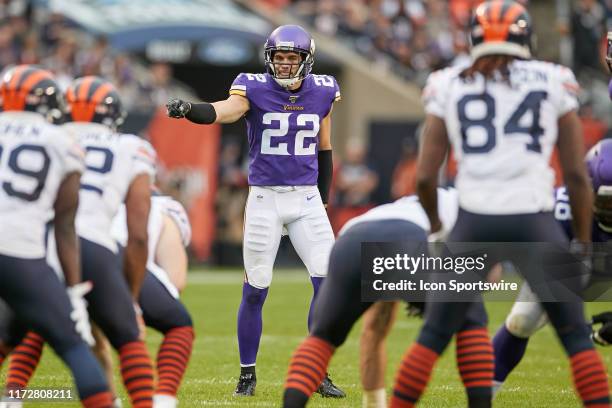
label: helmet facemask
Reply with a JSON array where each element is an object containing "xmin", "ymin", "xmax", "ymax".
[{"xmin": 264, "ymin": 41, "xmax": 314, "ymax": 88}]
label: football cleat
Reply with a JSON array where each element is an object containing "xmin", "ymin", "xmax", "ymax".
[
  {"xmin": 233, "ymin": 373, "xmax": 256, "ymax": 397},
  {"xmin": 315, "ymin": 374, "xmax": 346, "ymax": 398}
]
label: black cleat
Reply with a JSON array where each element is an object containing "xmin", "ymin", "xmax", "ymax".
[
  {"xmin": 233, "ymin": 373, "xmax": 256, "ymax": 396},
  {"xmin": 315, "ymin": 374, "xmax": 346, "ymax": 398}
]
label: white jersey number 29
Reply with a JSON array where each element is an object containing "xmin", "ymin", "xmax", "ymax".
[
  {"xmin": 261, "ymin": 112, "xmax": 320, "ymax": 156},
  {"xmin": 459, "ymin": 91, "xmax": 548, "ymax": 154}
]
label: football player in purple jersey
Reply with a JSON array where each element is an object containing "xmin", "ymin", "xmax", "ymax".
[{"xmin": 166, "ymin": 25, "xmax": 344, "ymax": 398}]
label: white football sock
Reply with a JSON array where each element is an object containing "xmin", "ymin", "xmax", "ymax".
[
  {"xmin": 363, "ymin": 388, "xmax": 387, "ymax": 408},
  {"xmin": 153, "ymin": 394, "xmax": 178, "ymax": 408}
]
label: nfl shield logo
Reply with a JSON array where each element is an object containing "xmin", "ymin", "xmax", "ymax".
[{"xmin": 288, "ymin": 95, "xmax": 299, "ymax": 104}]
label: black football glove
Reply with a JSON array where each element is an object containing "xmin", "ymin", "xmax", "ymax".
[
  {"xmin": 166, "ymin": 98, "xmax": 191, "ymax": 119},
  {"xmin": 591, "ymin": 311, "xmax": 612, "ymax": 346}
]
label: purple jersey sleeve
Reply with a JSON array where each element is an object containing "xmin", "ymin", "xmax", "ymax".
[{"xmin": 310, "ymin": 74, "xmax": 341, "ymax": 118}]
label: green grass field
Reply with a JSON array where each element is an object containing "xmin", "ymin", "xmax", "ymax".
[{"xmin": 3, "ymin": 269, "xmax": 612, "ymax": 407}]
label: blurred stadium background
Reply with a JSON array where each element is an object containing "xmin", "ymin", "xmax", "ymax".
[{"xmin": 1, "ymin": 0, "xmax": 610, "ymax": 267}]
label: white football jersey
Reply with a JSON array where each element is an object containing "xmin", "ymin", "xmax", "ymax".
[
  {"xmin": 112, "ymin": 195, "xmax": 191, "ymax": 298},
  {"xmin": 0, "ymin": 111, "xmax": 84, "ymax": 258},
  {"xmin": 63, "ymin": 122, "xmax": 156, "ymax": 252},
  {"xmin": 423, "ymin": 60, "xmax": 579, "ymax": 214},
  {"xmin": 339, "ymin": 188, "xmax": 459, "ymax": 235}
]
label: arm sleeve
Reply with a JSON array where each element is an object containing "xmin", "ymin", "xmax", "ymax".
[
  {"xmin": 185, "ymin": 102, "xmax": 217, "ymax": 124},
  {"xmin": 317, "ymin": 149, "xmax": 333, "ymax": 205}
]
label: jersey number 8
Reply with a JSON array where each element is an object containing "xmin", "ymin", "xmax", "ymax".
[{"xmin": 459, "ymin": 91, "xmax": 548, "ymax": 154}]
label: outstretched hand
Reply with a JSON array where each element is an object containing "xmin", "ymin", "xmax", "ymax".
[{"xmin": 166, "ymin": 99, "xmax": 191, "ymax": 119}]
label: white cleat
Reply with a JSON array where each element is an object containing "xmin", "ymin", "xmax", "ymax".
[{"xmin": 153, "ymin": 394, "xmax": 178, "ymax": 408}]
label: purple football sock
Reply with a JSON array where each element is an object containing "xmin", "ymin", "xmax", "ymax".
[
  {"xmin": 308, "ymin": 276, "xmax": 324, "ymax": 332},
  {"xmin": 492, "ymin": 324, "xmax": 529, "ymax": 382},
  {"xmin": 237, "ymin": 282, "xmax": 268, "ymax": 366}
]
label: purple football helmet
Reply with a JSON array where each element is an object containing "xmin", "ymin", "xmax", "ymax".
[
  {"xmin": 264, "ymin": 25, "xmax": 315, "ymax": 88},
  {"xmin": 587, "ymin": 140, "xmax": 612, "ymax": 229}
]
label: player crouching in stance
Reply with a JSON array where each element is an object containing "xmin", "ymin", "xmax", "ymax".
[
  {"xmin": 110, "ymin": 194, "xmax": 195, "ymax": 408},
  {"xmin": 2, "ymin": 76, "xmax": 157, "ymax": 408},
  {"xmin": 166, "ymin": 25, "xmax": 344, "ymax": 398},
  {"xmin": 282, "ymin": 188, "xmax": 459, "ymax": 407},
  {"xmin": 392, "ymin": 1, "xmax": 609, "ymax": 407},
  {"xmin": 0, "ymin": 66, "xmax": 113, "ymax": 407}
]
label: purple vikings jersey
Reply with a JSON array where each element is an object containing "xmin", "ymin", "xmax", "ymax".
[
  {"xmin": 229, "ymin": 73, "xmax": 341, "ymax": 186},
  {"xmin": 554, "ymin": 186, "xmax": 612, "ymax": 242}
]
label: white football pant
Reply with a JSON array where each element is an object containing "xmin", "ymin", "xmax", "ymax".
[{"xmin": 243, "ymin": 186, "xmax": 335, "ymax": 289}]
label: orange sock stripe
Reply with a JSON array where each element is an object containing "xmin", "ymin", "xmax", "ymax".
[
  {"xmin": 456, "ymin": 336, "xmax": 490, "ymax": 346},
  {"xmin": 300, "ymin": 346, "xmax": 332, "ymax": 367},
  {"xmin": 283, "ymin": 336, "xmax": 334, "ymax": 396},
  {"xmin": 119, "ymin": 342, "xmax": 153, "ymax": 408},
  {"xmin": 395, "ymin": 374, "xmax": 426, "ymax": 395},
  {"xmin": 292, "ymin": 354, "xmax": 326, "ymax": 373},
  {"xmin": 82, "ymin": 391, "xmax": 113, "ymax": 408},
  {"xmin": 392, "ymin": 343, "xmax": 438, "ymax": 406},
  {"xmin": 154, "ymin": 327, "xmax": 193, "ymax": 397},
  {"xmin": 457, "ymin": 328, "xmax": 489, "ymax": 337},
  {"xmin": 456, "ymin": 329, "xmax": 494, "ymax": 392},
  {"xmin": 576, "ymin": 370, "xmax": 608, "ymax": 388},
  {"xmin": 570, "ymin": 349, "xmax": 610, "ymax": 405},
  {"xmin": 158, "ymin": 349, "xmax": 189, "ymax": 362},
  {"xmin": 285, "ymin": 380, "xmax": 313, "ymax": 396},
  {"xmin": 290, "ymin": 361, "xmax": 323, "ymax": 377},
  {"xmin": 389, "ymin": 397, "xmax": 415, "ymax": 408},
  {"xmin": 6, "ymin": 336, "xmax": 44, "ymax": 389},
  {"xmin": 163, "ymin": 335, "xmax": 193, "ymax": 350},
  {"xmin": 287, "ymin": 369, "xmax": 320, "ymax": 389}
]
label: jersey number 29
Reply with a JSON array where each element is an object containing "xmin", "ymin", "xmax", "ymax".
[{"xmin": 458, "ymin": 91, "xmax": 548, "ymax": 154}]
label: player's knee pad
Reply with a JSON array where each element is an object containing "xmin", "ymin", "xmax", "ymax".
[
  {"xmin": 505, "ymin": 303, "xmax": 547, "ymax": 338},
  {"xmin": 304, "ymin": 228, "xmax": 334, "ymax": 278},
  {"xmin": 244, "ymin": 265, "xmax": 273, "ymax": 289}
]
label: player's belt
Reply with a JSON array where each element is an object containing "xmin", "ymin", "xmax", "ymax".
[{"xmin": 265, "ymin": 186, "xmax": 316, "ymax": 193}]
